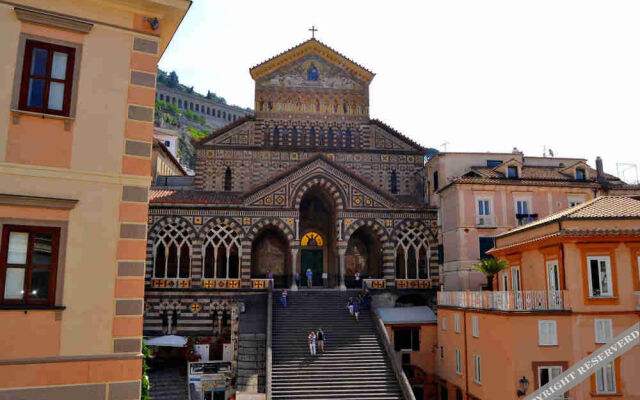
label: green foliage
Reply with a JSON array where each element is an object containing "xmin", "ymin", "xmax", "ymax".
[
  {"xmin": 187, "ymin": 126, "xmax": 209, "ymax": 140},
  {"xmin": 472, "ymin": 258, "xmax": 509, "ymax": 278},
  {"xmin": 155, "ymin": 100, "xmax": 179, "ymax": 116},
  {"xmin": 156, "ymin": 68, "xmax": 227, "ymax": 104},
  {"xmin": 141, "ymin": 342, "xmax": 152, "ymax": 400},
  {"xmin": 183, "ymin": 109, "xmax": 206, "ymax": 125}
]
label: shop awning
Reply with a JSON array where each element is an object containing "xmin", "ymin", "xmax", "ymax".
[{"xmin": 144, "ymin": 335, "xmax": 187, "ymax": 347}]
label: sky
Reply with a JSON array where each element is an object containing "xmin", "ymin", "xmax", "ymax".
[{"xmin": 159, "ymin": 0, "xmax": 640, "ymax": 182}]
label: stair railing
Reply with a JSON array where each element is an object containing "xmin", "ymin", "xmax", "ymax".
[
  {"xmin": 266, "ymin": 283, "xmax": 273, "ymax": 399},
  {"xmin": 372, "ymin": 309, "xmax": 416, "ymax": 400}
]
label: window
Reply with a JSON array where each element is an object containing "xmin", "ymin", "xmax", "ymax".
[
  {"xmin": 595, "ymin": 361, "xmax": 616, "ymax": 394},
  {"xmin": 153, "ymin": 224, "xmax": 191, "ymax": 279},
  {"xmin": 395, "ymin": 227, "xmax": 430, "ymax": 279},
  {"xmin": 433, "ymin": 171, "xmax": 439, "ymax": 191},
  {"xmin": 476, "ymin": 197, "xmax": 493, "ymax": 226},
  {"xmin": 309, "ymin": 128, "xmax": 316, "ymax": 146},
  {"xmin": 1, "ymin": 225, "xmax": 60, "ymax": 306},
  {"xmin": 455, "ymin": 349, "xmax": 462, "ymax": 374},
  {"xmin": 18, "ymin": 40, "xmax": 76, "ymax": 116},
  {"xmin": 538, "ymin": 366, "xmax": 562, "ymax": 393},
  {"xmin": 478, "ymin": 237, "xmax": 494, "ymax": 259},
  {"xmin": 159, "ymin": 94, "xmax": 164, "ymax": 100},
  {"xmin": 575, "ymin": 168, "xmax": 586, "ymax": 180},
  {"xmin": 587, "ymin": 256, "xmax": 613, "ymax": 297},
  {"xmin": 595, "ymin": 319, "xmax": 613, "ymax": 344},
  {"xmin": 345, "ymin": 128, "xmax": 352, "ymax": 148},
  {"xmin": 328, "ymin": 128, "xmax": 334, "ymax": 147},
  {"xmin": 390, "ymin": 171, "xmax": 398, "ymax": 194},
  {"xmin": 486, "ymin": 160, "xmax": 502, "ymax": 168},
  {"xmin": 224, "ymin": 167, "xmax": 232, "ymax": 191},
  {"xmin": 441, "ymin": 317, "xmax": 447, "ymax": 330},
  {"xmin": 472, "ymin": 316, "xmax": 479, "ymax": 337},
  {"xmin": 393, "ymin": 328, "xmax": 420, "ymax": 351},
  {"xmin": 440, "ymin": 345, "xmax": 444, "ymax": 360},
  {"xmin": 515, "ymin": 199, "xmax": 530, "ymax": 215},
  {"xmin": 455, "ymin": 389, "xmax": 463, "ymax": 400},
  {"xmin": 291, "ymin": 127, "xmax": 298, "ymax": 145},
  {"xmin": 501, "ymin": 272, "xmax": 509, "ymax": 291},
  {"xmin": 454, "ymin": 314, "xmax": 460, "ymax": 333},
  {"xmin": 473, "ymin": 355, "xmax": 481, "ymax": 383},
  {"xmin": 195, "ymin": 104, "xmax": 199, "ymax": 111},
  {"xmin": 568, "ymin": 196, "xmax": 585, "ymax": 207},
  {"xmin": 202, "ymin": 224, "xmax": 240, "ymax": 279},
  {"xmin": 507, "ymin": 166, "xmax": 518, "ymax": 178},
  {"xmin": 538, "ymin": 320, "xmax": 558, "ymax": 346},
  {"xmin": 273, "ymin": 126, "xmax": 279, "ymax": 147},
  {"xmin": 164, "ymin": 140, "xmax": 171, "ymax": 147},
  {"xmin": 511, "ymin": 266, "xmax": 521, "ymax": 291}
]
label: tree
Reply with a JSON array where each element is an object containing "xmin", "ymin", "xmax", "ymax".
[
  {"xmin": 141, "ymin": 342, "xmax": 152, "ymax": 400},
  {"xmin": 472, "ymin": 258, "xmax": 508, "ymax": 291},
  {"xmin": 167, "ymin": 71, "xmax": 179, "ymax": 88}
]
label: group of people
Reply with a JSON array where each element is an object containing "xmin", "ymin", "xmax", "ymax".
[
  {"xmin": 346, "ymin": 289, "xmax": 371, "ymax": 322},
  {"xmin": 307, "ymin": 328, "xmax": 326, "ymax": 356},
  {"xmin": 294, "ymin": 268, "xmax": 315, "ymax": 288}
]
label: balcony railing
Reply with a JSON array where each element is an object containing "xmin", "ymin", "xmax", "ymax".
[{"xmin": 438, "ymin": 290, "xmax": 569, "ymax": 311}]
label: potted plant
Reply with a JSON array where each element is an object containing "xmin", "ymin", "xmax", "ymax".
[{"xmin": 472, "ymin": 258, "xmax": 508, "ymax": 291}]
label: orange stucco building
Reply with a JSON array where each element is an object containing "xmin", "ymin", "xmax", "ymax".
[
  {"xmin": 436, "ymin": 196, "xmax": 640, "ymax": 399},
  {"xmin": 0, "ymin": 1, "xmax": 189, "ymax": 398}
]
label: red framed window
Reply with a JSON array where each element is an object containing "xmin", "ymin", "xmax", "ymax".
[
  {"xmin": 18, "ymin": 40, "xmax": 76, "ymax": 117},
  {"xmin": 0, "ymin": 225, "xmax": 60, "ymax": 306}
]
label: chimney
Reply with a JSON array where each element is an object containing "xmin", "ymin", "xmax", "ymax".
[{"xmin": 596, "ymin": 156, "xmax": 605, "ymax": 182}]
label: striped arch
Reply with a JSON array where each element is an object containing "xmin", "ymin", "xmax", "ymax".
[
  {"xmin": 292, "ymin": 175, "xmax": 346, "ymax": 211},
  {"xmin": 194, "ymin": 217, "xmax": 245, "ymax": 283},
  {"xmin": 343, "ymin": 219, "xmax": 396, "ymax": 285},
  {"xmin": 242, "ymin": 217, "xmax": 296, "ymax": 287},
  {"xmin": 391, "ymin": 219, "xmax": 440, "ymax": 283},
  {"xmin": 146, "ymin": 216, "xmax": 197, "ymax": 282}
]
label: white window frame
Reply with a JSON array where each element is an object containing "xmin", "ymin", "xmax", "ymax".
[
  {"xmin": 511, "ymin": 266, "xmax": 522, "ymax": 291},
  {"xmin": 472, "ymin": 315, "xmax": 479, "ymax": 338},
  {"xmin": 475, "ymin": 196, "xmax": 494, "ymax": 226},
  {"xmin": 455, "ymin": 349, "xmax": 462, "ymax": 375},
  {"xmin": 595, "ymin": 361, "xmax": 617, "ymax": 394},
  {"xmin": 586, "ymin": 256, "xmax": 614, "ymax": 297},
  {"xmin": 537, "ymin": 366, "xmax": 563, "ymax": 392},
  {"xmin": 442, "ymin": 317, "xmax": 447, "ymax": 331},
  {"xmin": 567, "ymin": 195, "xmax": 585, "ymax": 208},
  {"xmin": 454, "ymin": 313, "xmax": 461, "ymax": 333},
  {"xmin": 595, "ymin": 319, "xmax": 613, "ymax": 344},
  {"xmin": 473, "ymin": 355, "xmax": 481, "ymax": 384},
  {"xmin": 538, "ymin": 320, "xmax": 558, "ymax": 346}
]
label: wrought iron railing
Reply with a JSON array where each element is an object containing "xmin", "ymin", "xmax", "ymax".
[{"xmin": 438, "ymin": 290, "xmax": 569, "ymax": 311}]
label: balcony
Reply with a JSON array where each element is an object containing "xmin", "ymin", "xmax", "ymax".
[
  {"xmin": 516, "ymin": 213, "xmax": 538, "ymax": 226},
  {"xmin": 438, "ymin": 290, "xmax": 569, "ymax": 311}
]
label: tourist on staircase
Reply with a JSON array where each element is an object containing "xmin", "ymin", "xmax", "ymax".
[
  {"xmin": 279, "ymin": 289, "xmax": 287, "ymax": 308},
  {"xmin": 354, "ymin": 299, "xmax": 360, "ymax": 322},
  {"xmin": 316, "ymin": 328, "xmax": 325, "ymax": 353},
  {"xmin": 306, "ymin": 268, "xmax": 313, "ymax": 288},
  {"xmin": 307, "ymin": 330, "xmax": 317, "ymax": 356},
  {"xmin": 347, "ymin": 297, "xmax": 354, "ymax": 316}
]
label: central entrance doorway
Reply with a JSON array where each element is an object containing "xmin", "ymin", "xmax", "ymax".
[{"xmin": 298, "ymin": 186, "xmax": 336, "ymax": 287}]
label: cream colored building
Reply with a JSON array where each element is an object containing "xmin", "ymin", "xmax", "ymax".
[{"xmin": 0, "ymin": 1, "xmax": 189, "ymax": 398}]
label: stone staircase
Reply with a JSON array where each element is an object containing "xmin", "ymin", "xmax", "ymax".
[
  {"xmin": 148, "ymin": 368, "xmax": 188, "ymax": 400},
  {"xmin": 272, "ymin": 290, "xmax": 404, "ymax": 400}
]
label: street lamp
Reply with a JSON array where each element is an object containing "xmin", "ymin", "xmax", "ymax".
[{"xmin": 517, "ymin": 376, "xmax": 530, "ymax": 397}]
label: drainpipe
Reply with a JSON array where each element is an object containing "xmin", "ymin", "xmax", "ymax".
[{"xmin": 463, "ymin": 309, "xmax": 469, "ymax": 398}]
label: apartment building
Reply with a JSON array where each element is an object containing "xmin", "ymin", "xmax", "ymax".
[
  {"xmin": 0, "ymin": 1, "xmax": 188, "ymax": 398},
  {"xmin": 426, "ymin": 151, "xmax": 640, "ymax": 290},
  {"xmin": 436, "ymin": 196, "xmax": 640, "ymax": 399}
]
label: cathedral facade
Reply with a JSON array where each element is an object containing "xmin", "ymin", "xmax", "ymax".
[{"xmin": 144, "ymin": 39, "xmax": 439, "ymax": 337}]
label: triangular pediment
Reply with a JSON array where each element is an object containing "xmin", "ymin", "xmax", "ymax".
[
  {"xmin": 194, "ymin": 116, "xmax": 256, "ymax": 148},
  {"xmin": 368, "ymin": 120, "xmax": 426, "ymax": 153},
  {"xmin": 242, "ymin": 155, "xmax": 396, "ymax": 209},
  {"xmin": 250, "ymin": 39, "xmax": 375, "ymax": 84}
]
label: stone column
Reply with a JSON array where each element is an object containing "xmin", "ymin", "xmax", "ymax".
[
  {"xmin": 290, "ymin": 247, "xmax": 299, "ymax": 291},
  {"xmin": 338, "ymin": 247, "xmax": 347, "ymax": 291}
]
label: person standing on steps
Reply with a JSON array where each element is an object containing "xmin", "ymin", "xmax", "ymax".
[
  {"xmin": 308, "ymin": 330, "xmax": 317, "ymax": 356},
  {"xmin": 279, "ymin": 289, "xmax": 287, "ymax": 308},
  {"xmin": 354, "ymin": 299, "xmax": 360, "ymax": 322},
  {"xmin": 354, "ymin": 270, "xmax": 361, "ymax": 288},
  {"xmin": 316, "ymin": 328, "xmax": 325, "ymax": 353},
  {"xmin": 306, "ymin": 267, "xmax": 313, "ymax": 288},
  {"xmin": 347, "ymin": 297, "xmax": 354, "ymax": 316}
]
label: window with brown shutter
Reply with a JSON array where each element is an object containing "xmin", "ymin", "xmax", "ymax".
[
  {"xmin": 18, "ymin": 40, "xmax": 76, "ymax": 117},
  {"xmin": 0, "ymin": 225, "xmax": 60, "ymax": 306}
]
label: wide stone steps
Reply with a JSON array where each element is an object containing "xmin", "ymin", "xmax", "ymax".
[{"xmin": 271, "ymin": 291, "xmax": 403, "ymax": 400}]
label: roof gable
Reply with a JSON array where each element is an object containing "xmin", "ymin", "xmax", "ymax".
[
  {"xmin": 249, "ymin": 38, "xmax": 375, "ymax": 84},
  {"xmin": 194, "ymin": 116, "xmax": 255, "ymax": 148}
]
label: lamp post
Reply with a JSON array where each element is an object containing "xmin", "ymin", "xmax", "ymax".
[{"xmin": 517, "ymin": 376, "xmax": 530, "ymax": 397}]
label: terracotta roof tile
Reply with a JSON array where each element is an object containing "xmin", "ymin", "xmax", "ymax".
[{"xmin": 150, "ymin": 190, "xmax": 242, "ymax": 205}]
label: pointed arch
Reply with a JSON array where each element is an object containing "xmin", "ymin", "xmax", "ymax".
[
  {"xmin": 198, "ymin": 217, "xmax": 244, "ymax": 280},
  {"xmin": 147, "ymin": 216, "xmax": 197, "ymax": 279},
  {"xmin": 224, "ymin": 167, "xmax": 232, "ymax": 191},
  {"xmin": 292, "ymin": 175, "xmax": 347, "ymax": 211}
]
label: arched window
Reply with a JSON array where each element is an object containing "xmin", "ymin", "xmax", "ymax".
[
  {"xmin": 395, "ymin": 227, "xmax": 430, "ymax": 279},
  {"xmin": 291, "ymin": 127, "xmax": 298, "ymax": 145},
  {"xmin": 178, "ymin": 99, "xmax": 182, "ymax": 108},
  {"xmin": 391, "ymin": 171, "xmax": 398, "ymax": 194},
  {"xmin": 343, "ymin": 103, "xmax": 348, "ymax": 113},
  {"xmin": 309, "ymin": 128, "xmax": 316, "ymax": 146},
  {"xmin": 345, "ymin": 129, "xmax": 352, "ymax": 148},
  {"xmin": 328, "ymin": 128, "xmax": 334, "ymax": 147},
  {"xmin": 301, "ymin": 232, "xmax": 324, "ymax": 247},
  {"xmin": 202, "ymin": 225, "xmax": 241, "ymax": 279},
  {"xmin": 153, "ymin": 224, "xmax": 191, "ymax": 278},
  {"xmin": 273, "ymin": 126, "xmax": 279, "ymax": 147},
  {"xmin": 224, "ymin": 167, "xmax": 232, "ymax": 191}
]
